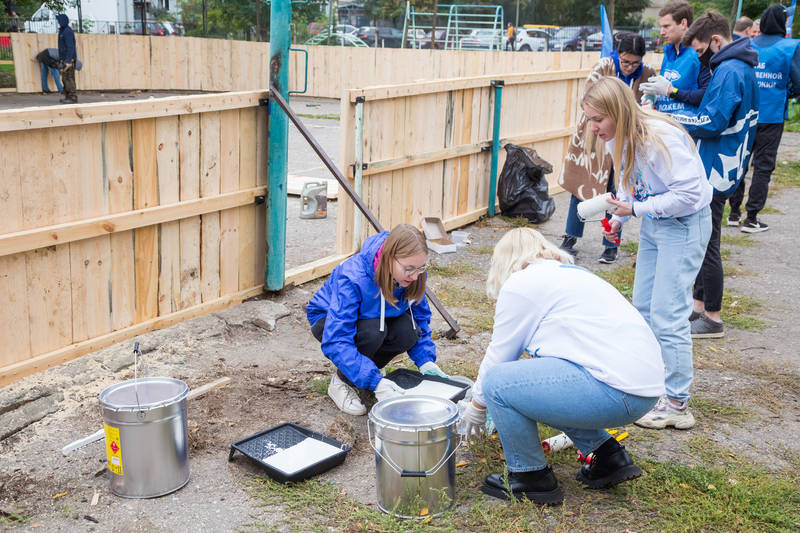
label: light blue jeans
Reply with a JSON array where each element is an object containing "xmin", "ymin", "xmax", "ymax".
[
  {"xmin": 40, "ymin": 62, "xmax": 63, "ymax": 93},
  {"xmin": 632, "ymin": 207, "xmax": 711, "ymax": 403},
  {"xmin": 482, "ymin": 357, "xmax": 658, "ymax": 472}
]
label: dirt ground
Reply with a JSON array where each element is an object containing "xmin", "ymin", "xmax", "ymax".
[{"xmin": 1, "ymin": 118, "xmax": 799, "ymax": 531}]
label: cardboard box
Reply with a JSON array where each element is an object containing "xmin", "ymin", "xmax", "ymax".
[{"xmin": 421, "ymin": 217, "xmax": 457, "ymax": 254}]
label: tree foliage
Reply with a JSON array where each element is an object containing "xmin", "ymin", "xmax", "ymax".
[{"xmin": 178, "ymin": 0, "xmax": 324, "ymax": 40}]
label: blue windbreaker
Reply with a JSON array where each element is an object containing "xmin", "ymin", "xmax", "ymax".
[
  {"xmin": 752, "ymin": 35, "xmax": 800, "ymax": 123},
  {"xmin": 306, "ymin": 232, "xmax": 436, "ymax": 390},
  {"xmin": 657, "ymin": 43, "xmax": 701, "ymax": 113},
  {"xmin": 672, "ymin": 37, "xmax": 759, "ymax": 197}
]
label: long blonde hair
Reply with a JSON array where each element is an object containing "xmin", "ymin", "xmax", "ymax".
[
  {"xmin": 375, "ymin": 224, "xmax": 428, "ymax": 305},
  {"xmin": 486, "ymin": 228, "xmax": 573, "ymax": 300},
  {"xmin": 582, "ymin": 76, "xmax": 688, "ymax": 193}
]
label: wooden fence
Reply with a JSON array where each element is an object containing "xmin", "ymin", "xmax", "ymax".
[
  {"xmin": 0, "ymin": 91, "xmax": 268, "ymax": 386},
  {"xmin": 8, "ymin": 32, "xmax": 610, "ymax": 97},
  {"xmin": 334, "ymin": 69, "xmax": 588, "ymax": 255}
]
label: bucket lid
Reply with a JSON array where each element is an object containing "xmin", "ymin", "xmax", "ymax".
[
  {"xmin": 99, "ymin": 377, "xmax": 189, "ymax": 412},
  {"xmin": 368, "ymin": 395, "xmax": 458, "ymax": 431}
]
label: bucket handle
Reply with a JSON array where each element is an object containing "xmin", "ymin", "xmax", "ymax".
[
  {"xmin": 133, "ymin": 341, "xmax": 149, "ymax": 416},
  {"xmin": 367, "ymin": 419, "xmax": 462, "ymax": 478}
]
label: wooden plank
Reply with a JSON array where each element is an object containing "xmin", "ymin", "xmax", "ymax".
[
  {"xmin": 0, "ymin": 131, "xmax": 23, "ymax": 233},
  {"xmin": 219, "ymin": 109, "xmax": 240, "ymax": 295},
  {"xmin": 0, "ymin": 254, "xmax": 31, "ymax": 365},
  {"xmin": 132, "ymin": 118, "xmax": 159, "ymax": 322},
  {"xmin": 0, "ymin": 91, "xmax": 266, "ymax": 133},
  {"xmin": 237, "ymin": 108, "xmax": 257, "ymax": 290},
  {"xmin": 104, "ymin": 121, "xmax": 135, "ymax": 331},
  {"xmin": 156, "ymin": 116, "xmax": 181, "ymax": 316},
  {"xmin": 200, "ymin": 112, "xmax": 221, "ymax": 302},
  {"xmin": 0, "ymin": 285, "xmax": 264, "ymax": 387},
  {"xmin": 284, "ymin": 253, "xmax": 353, "ymax": 287},
  {"xmin": 69, "ymin": 236, "xmax": 112, "ymax": 342},
  {"xmin": 179, "ymin": 114, "xmax": 202, "ymax": 310},
  {"xmin": 349, "ymin": 70, "xmax": 590, "ymax": 102},
  {"xmin": 25, "ymin": 245, "xmax": 72, "ymax": 356}
]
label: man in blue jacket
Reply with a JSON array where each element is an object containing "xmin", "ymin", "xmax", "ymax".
[
  {"xmin": 669, "ymin": 11, "xmax": 759, "ymax": 342},
  {"xmin": 642, "ymin": 1, "xmax": 711, "ymax": 113},
  {"xmin": 728, "ymin": 4, "xmax": 800, "ymax": 232},
  {"xmin": 56, "ymin": 13, "xmax": 77, "ymax": 103}
]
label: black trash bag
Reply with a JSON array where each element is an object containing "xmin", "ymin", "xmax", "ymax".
[{"xmin": 497, "ymin": 144, "xmax": 555, "ymax": 223}]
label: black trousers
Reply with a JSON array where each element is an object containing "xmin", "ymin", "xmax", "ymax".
[
  {"xmin": 728, "ymin": 122, "xmax": 784, "ymax": 218},
  {"xmin": 311, "ymin": 314, "xmax": 419, "ymax": 389},
  {"xmin": 693, "ymin": 194, "xmax": 726, "ymax": 312}
]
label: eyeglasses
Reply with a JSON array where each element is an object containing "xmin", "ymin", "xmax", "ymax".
[
  {"xmin": 619, "ymin": 59, "xmax": 642, "ymax": 68},
  {"xmin": 395, "ymin": 258, "xmax": 428, "ymax": 276}
]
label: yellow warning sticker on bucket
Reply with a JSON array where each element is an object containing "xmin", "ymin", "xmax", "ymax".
[{"xmin": 104, "ymin": 424, "xmax": 123, "ymax": 476}]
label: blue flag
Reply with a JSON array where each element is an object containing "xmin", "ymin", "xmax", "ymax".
[
  {"xmin": 787, "ymin": 0, "xmax": 797, "ymax": 38},
  {"xmin": 600, "ymin": 4, "xmax": 613, "ymax": 57}
]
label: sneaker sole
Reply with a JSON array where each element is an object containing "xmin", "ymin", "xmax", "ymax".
[
  {"xmin": 691, "ymin": 331, "xmax": 725, "ymax": 339},
  {"xmin": 327, "ymin": 389, "xmax": 367, "ymax": 416},
  {"xmin": 480, "ymin": 483, "xmax": 564, "ymax": 505},
  {"xmin": 634, "ymin": 416, "xmax": 696, "ymax": 430},
  {"xmin": 740, "ymin": 226, "xmax": 768, "ymax": 233},
  {"xmin": 597, "ymin": 257, "xmax": 616, "ymax": 264},
  {"xmin": 576, "ymin": 464, "xmax": 642, "ymax": 489},
  {"xmin": 726, "ymin": 220, "xmax": 740, "ymax": 227}
]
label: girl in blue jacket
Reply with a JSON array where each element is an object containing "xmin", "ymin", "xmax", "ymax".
[{"xmin": 306, "ymin": 224, "xmax": 445, "ymax": 415}]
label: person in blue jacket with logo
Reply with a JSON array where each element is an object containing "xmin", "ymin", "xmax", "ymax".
[
  {"xmin": 306, "ymin": 224, "xmax": 446, "ymax": 415},
  {"xmin": 643, "ymin": 1, "xmax": 710, "ymax": 114},
  {"xmin": 727, "ymin": 4, "xmax": 800, "ymax": 232},
  {"xmin": 659, "ymin": 12, "xmax": 759, "ymax": 363}
]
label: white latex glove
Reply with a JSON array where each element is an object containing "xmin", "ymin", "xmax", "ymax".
[
  {"xmin": 419, "ymin": 361, "xmax": 448, "ymax": 378},
  {"xmin": 640, "ymin": 75, "xmax": 672, "ymax": 96},
  {"xmin": 374, "ymin": 378, "xmax": 406, "ymax": 402},
  {"xmin": 462, "ymin": 402, "xmax": 487, "ymax": 441}
]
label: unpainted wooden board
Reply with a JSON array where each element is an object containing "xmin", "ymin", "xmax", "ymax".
[
  {"xmin": 200, "ymin": 112, "xmax": 221, "ymax": 302},
  {"xmin": 25, "ymin": 245, "xmax": 72, "ymax": 356},
  {"xmin": 132, "ymin": 118, "xmax": 159, "ymax": 322},
  {"xmin": 179, "ymin": 114, "xmax": 201, "ymax": 309},
  {"xmin": 0, "ymin": 253, "xmax": 31, "ymax": 365},
  {"xmin": 237, "ymin": 108, "xmax": 257, "ymax": 291},
  {"xmin": 156, "ymin": 116, "xmax": 181, "ymax": 316},
  {"xmin": 0, "ymin": 131, "xmax": 23, "ymax": 234},
  {"xmin": 69, "ymin": 236, "xmax": 112, "ymax": 342},
  {"xmin": 219, "ymin": 109, "xmax": 240, "ymax": 295}
]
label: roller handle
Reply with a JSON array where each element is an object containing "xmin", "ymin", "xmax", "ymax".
[{"xmin": 400, "ymin": 470, "xmax": 427, "ymax": 478}]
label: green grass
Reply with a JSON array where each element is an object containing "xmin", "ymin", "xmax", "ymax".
[
  {"xmin": 689, "ymin": 395, "xmax": 749, "ymax": 424},
  {"xmin": 296, "ymin": 113, "xmax": 340, "ymax": 120},
  {"xmin": 722, "ymin": 290, "xmax": 768, "ymax": 331},
  {"xmin": 760, "ymin": 205, "xmax": 783, "ymax": 215},
  {"xmin": 720, "ymin": 234, "xmax": 756, "ymax": 247},
  {"xmin": 309, "ymin": 377, "xmax": 330, "ymax": 396},
  {"xmin": 773, "ymin": 161, "xmax": 800, "ymax": 187},
  {"xmin": 500, "ymin": 215, "xmax": 533, "ymax": 228},
  {"xmin": 620, "ymin": 240, "xmax": 638, "ymax": 255},
  {"xmin": 433, "ymin": 282, "xmax": 494, "ymax": 333},
  {"xmin": 0, "ymin": 504, "xmax": 28, "ymax": 525},
  {"xmin": 596, "ymin": 264, "xmax": 635, "ymax": 299},
  {"xmin": 0, "ymin": 63, "xmax": 14, "ymax": 73},
  {"xmin": 720, "ymin": 248, "xmax": 733, "ymax": 260},
  {"xmin": 471, "ymin": 246, "xmax": 494, "ymax": 255},
  {"xmin": 427, "ymin": 262, "xmax": 480, "ymax": 277}
]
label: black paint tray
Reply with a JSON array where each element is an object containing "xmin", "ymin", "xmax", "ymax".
[
  {"xmin": 384, "ymin": 369, "xmax": 469, "ymax": 403},
  {"xmin": 228, "ymin": 422, "xmax": 351, "ymax": 483}
]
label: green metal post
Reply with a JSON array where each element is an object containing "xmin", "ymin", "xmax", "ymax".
[
  {"xmin": 488, "ymin": 80, "xmax": 503, "ymax": 216},
  {"xmin": 266, "ymin": 0, "xmax": 292, "ymax": 290}
]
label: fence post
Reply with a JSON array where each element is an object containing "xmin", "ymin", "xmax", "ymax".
[
  {"xmin": 488, "ymin": 80, "xmax": 504, "ymax": 216},
  {"xmin": 354, "ymin": 96, "xmax": 365, "ymax": 249},
  {"xmin": 266, "ymin": 0, "xmax": 292, "ymax": 290}
]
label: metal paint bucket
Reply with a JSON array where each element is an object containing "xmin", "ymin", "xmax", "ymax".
[
  {"xmin": 368, "ymin": 396, "xmax": 461, "ymax": 518},
  {"xmin": 98, "ymin": 377, "xmax": 190, "ymax": 498}
]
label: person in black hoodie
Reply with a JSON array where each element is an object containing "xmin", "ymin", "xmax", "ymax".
[{"xmin": 57, "ymin": 13, "xmax": 77, "ymax": 103}]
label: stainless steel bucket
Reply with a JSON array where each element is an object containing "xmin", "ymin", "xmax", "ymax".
[
  {"xmin": 98, "ymin": 377, "xmax": 190, "ymax": 498},
  {"xmin": 368, "ymin": 396, "xmax": 461, "ymax": 518}
]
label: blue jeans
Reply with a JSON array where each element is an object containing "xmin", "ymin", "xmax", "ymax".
[
  {"xmin": 564, "ymin": 173, "xmax": 620, "ymax": 248},
  {"xmin": 40, "ymin": 62, "xmax": 63, "ymax": 93},
  {"xmin": 632, "ymin": 207, "xmax": 711, "ymax": 403},
  {"xmin": 482, "ymin": 357, "xmax": 658, "ymax": 472}
]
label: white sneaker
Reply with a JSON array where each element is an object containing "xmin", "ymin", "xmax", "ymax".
[
  {"xmin": 634, "ymin": 397, "xmax": 695, "ymax": 429},
  {"xmin": 327, "ymin": 373, "xmax": 366, "ymax": 416}
]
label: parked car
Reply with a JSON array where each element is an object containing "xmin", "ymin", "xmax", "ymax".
[
  {"xmin": 584, "ymin": 32, "xmax": 605, "ymax": 52},
  {"xmin": 421, "ymin": 28, "xmax": 463, "ymax": 49},
  {"xmin": 334, "ymin": 24, "xmax": 357, "ymax": 35},
  {"xmin": 548, "ymin": 25, "xmax": 601, "ymax": 51},
  {"xmin": 356, "ymin": 26, "xmax": 403, "ymax": 48},
  {"xmin": 406, "ymin": 28, "xmax": 426, "ymax": 48},
  {"xmin": 459, "ymin": 29, "xmax": 502, "ymax": 50},
  {"xmin": 305, "ymin": 31, "xmax": 368, "ymax": 47},
  {"xmin": 120, "ymin": 21, "xmax": 169, "ymax": 36},
  {"xmin": 513, "ymin": 28, "xmax": 547, "ymax": 51}
]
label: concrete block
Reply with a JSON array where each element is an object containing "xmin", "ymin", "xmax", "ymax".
[
  {"xmin": 0, "ymin": 392, "xmax": 64, "ymax": 441},
  {"xmin": 213, "ymin": 300, "xmax": 291, "ymax": 332}
]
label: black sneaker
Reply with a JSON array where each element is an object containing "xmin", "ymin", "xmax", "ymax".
[
  {"xmin": 560, "ymin": 236, "xmax": 578, "ymax": 257},
  {"xmin": 741, "ymin": 218, "xmax": 768, "ymax": 233},
  {"xmin": 598, "ymin": 247, "xmax": 617, "ymax": 264},
  {"xmin": 691, "ymin": 313, "xmax": 724, "ymax": 338},
  {"xmin": 576, "ymin": 437, "xmax": 642, "ymax": 489},
  {"xmin": 481, "ymin": 467, "xmax": 564, "ymax": 505},
  {"xmin": 727, "ymin": 211, "xmax": 741, "ymax": 227}
]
